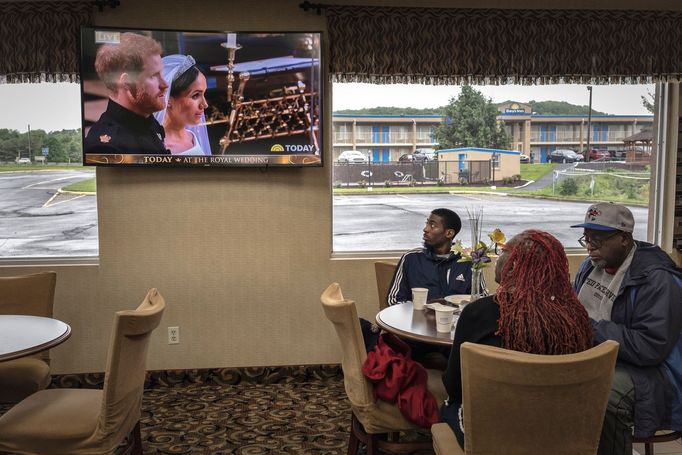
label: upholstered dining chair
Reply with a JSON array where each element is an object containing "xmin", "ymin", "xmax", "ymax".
[
  {"xmin": 374, "ymin": 261, "xmax": 396, "ymax": 310},
  {"xmin": 0, "ymin": 271, "xmax": 57, "ymax": 403},
  {"xmin": 0, "ymin": 288, "xmax": 165, "ymax": 455},
  {"xmin": 321, "ymin": 282, "xmax": 447, "ymax": 454},
  {"xmin": 432, "ymin": 340, "xmax": 619, "ymax": 455},
  {"xmin": 634, "ymin": 430, "xmax": 682, "ymax": 455}
]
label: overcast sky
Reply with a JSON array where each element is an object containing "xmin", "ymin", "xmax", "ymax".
[{"xmin": 0, "ymin": 81, "xmax": 654, "ymax": 133}]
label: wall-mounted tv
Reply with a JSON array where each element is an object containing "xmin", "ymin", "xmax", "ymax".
[{"xmin": 80, "ymin": 27, "xmax": 322, "ymax": 167}]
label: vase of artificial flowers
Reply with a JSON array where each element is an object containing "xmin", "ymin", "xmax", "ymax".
[{"xmin": 452, "ymin": 208, "xmax": 506, "ymax": 303}]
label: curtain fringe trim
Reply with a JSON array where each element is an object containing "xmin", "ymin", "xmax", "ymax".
[
  {"xmin": 0, "ymin": 73, "xmax": 81, "ymax": 84},
  {"xmin": 330, "ymin": 74, "xmax": 681, "ymax": 86}
]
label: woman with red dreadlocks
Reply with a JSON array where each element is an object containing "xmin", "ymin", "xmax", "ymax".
[{"xmin": 440, "ymin": 229, "xmax": 593, "ymax": 448}]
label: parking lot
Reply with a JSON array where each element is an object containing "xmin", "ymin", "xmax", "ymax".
[
  {"xmin": 333, "ymin": 192, "xmax": 648, "ymax": 252},
  {"xmin": 0, "ymin": 169, "xmax": 97, "ymax": 257},
  {"xmin": 0, "ymin": 170, "xmax": 648, "ymax": 257}
]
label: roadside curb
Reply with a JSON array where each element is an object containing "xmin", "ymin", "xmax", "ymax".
[
  {"xmin": 513, "ymin": 180, "xmax": 535, "ymax": 189},
  {"xmin": 56, "ymin": 189, "xmax": 95, "ymax": 196}
]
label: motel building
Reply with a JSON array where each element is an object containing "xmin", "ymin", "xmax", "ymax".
[{"xmin": 332, "ymin": 103, "xmax": 653, "ymax": 163}]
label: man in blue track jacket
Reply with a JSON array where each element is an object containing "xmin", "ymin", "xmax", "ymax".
[
  {"xmin": 387, "ymin": 208, "xmax": 475, "ymax": 307},
  {"xmin": 572, "ymin": 202, "xmax": 682, "ymax": 455}
]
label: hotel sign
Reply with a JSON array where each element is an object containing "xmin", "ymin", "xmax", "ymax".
[{"xmin": 504, "ymin": 103, "xmax": 528, "ymax": 114}]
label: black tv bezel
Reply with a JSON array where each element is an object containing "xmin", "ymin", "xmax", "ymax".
[{"xmin": 79, "ymin": 26, "xmax": 324, "ymax": 169}]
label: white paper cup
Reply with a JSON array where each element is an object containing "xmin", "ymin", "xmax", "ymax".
[
  {"xmin": 411, "ymin": 287, "xmax": 428, "ymax": 310},
  {"xmin": 435, "ymin": 307, "xmax": 455, "ymax": 332}
]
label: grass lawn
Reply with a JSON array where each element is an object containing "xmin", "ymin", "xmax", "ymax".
[
  {"xmin": 333, "ymin": 184, "xmax": 515, "ymax": 194},
  {"xmin": 521, "ymin": 171, "xmax": 649, "ymax": 205},
  {"xmin": 0, "ymin": 164, "xmax": 85, "ymax": 172},
  {"xmin": 520, "ymin": 163, "xmax": 556, "ymax": 182},
  {"xmin": 62, "ymin": 178, "xmax": 96, "ymax": 193}
]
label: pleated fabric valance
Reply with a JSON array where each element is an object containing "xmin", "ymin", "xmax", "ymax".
[
  {"xmin": 324, "ymin": 5, "xmax": 682, "ymax": 85},
  {"xmin": 0, "ymin": 1, "xmax": 92, "ymax": 83}
]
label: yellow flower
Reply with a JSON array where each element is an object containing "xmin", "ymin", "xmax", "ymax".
[
  {"xmin": 489, "ymin": 228, "xmax": 506, "ymax": 246},
  {"xmin": 453, "ymin": 228, "xmax": 506, "ymax": 269}
]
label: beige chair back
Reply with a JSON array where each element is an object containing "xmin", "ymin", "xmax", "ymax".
[
  {"xmin": 374, "ymin": 261, "xmax": 396, "ymax": 310},
  {"xmin": 0, "ymin": 271, "xmax": 56, "ymax": 362},
  {"xmin": 321, "ymin": 283, "xmax": 375, "ymax": 408},
  {"xmin": 460, "ymin": 340, "xmax": 618, "ymax": 455},
  {"xmin": 96, "ymin": 288, "xmax": 165, "ymax": 444}
]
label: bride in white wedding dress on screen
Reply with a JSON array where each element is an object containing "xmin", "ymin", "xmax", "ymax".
[{"xmin": 154, "ymin": 54, "xmax": 211, "ymax": 155}]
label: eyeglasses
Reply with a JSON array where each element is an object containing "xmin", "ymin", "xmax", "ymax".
[{"xmin": 578, "ymin": 231, "xmax": 620, "ymax": 249}]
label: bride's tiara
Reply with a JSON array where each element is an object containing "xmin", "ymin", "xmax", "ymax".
[{"xmin": 175, "ymin": 55, "xmax": 196, "ymax": 80}]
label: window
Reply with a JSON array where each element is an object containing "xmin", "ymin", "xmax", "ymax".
[
  {"xmin": 332, "ymin": 83, "xmax": 656, "ymax": 254},
  {"xmin": 0, "ymin": 82, "xmax": 98, "ymax": 260}
]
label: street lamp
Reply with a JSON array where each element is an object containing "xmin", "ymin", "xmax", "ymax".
[{"xmin": 585, "ymin": 86, "xmax": 593, "ymax": 162}]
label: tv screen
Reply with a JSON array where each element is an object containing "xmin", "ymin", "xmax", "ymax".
[{"xmin": 80, "ymin": 27, "xmax": 322, "ymax": 167}]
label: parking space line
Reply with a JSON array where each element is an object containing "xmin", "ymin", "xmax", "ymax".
[
  {"xmin": 22, "ymin": 176, "xmax": 79, "ymax": 189},
  {"xmin": 43, "ymin": 193, "xmax": 85, "ymax": 208}
]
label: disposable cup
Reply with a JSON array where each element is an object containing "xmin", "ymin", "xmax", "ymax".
[
  {"xmin": 411, "ymin": 287, "xmax": 428, "ymax": 310},
  {"xmin": 435, "ymin": 307, "xmax": 455, "ymax": 332}
]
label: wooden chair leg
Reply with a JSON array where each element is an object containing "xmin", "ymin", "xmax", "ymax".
[
  {"xmin": 347, "ymin": 416, "xmax": 361, "ymax": 455},
  {"xmin": 366, "ymin": 434, "xmax": 378, "ymax": 455},
  {"xmin": 132, "ymin": 421, "xmax": 143, "ymax": 455},
  {"xmin": 644, "ymin": 442, "xmax": 653, "ymax": 455}
]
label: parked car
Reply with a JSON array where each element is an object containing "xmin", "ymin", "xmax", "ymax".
[
  {"xmin": 610, "ymin": 149, "xmax": 626, "ymax": 160},
  {"xmin": 337, "ymin": 150, "xmax": 368, "ymax": 163},
  {"xmin": 519, "ymin": 154, "xmax": 530, "ymax": 163},
  {"xmin": 15, "ymin": 157, "xmax": 31, "ymax": 164},
  {"xmin": 398, "ymin": 153, "xmax": 429, "ymax": 162},
  {"xmin": 587, "ymin": 149, "xmax": 610, "ymax": 161},
  {"xmin": 549, "ymin": 149, "xmax": 584, "ymax": 163},
  {"xmin": 413, "ymin": 148, "xmax": 437, "ymax": 161}
]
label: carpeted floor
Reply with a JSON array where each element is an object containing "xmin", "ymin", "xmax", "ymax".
[
  {"xmin": 139, "ymin": 378, "xmax": 351, "ymax": 454},
  {"xmin": 0, "ymin": 366, "xmax": 437, "ymax": 454},
  {"xmin": 0, "ymin": 367, "xmax": 348, "ymax": 454}
]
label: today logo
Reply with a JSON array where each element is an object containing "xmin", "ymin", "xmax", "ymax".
[{"xmin": 270, "ymin": 144, "xmax": 316, "ymax": 153}]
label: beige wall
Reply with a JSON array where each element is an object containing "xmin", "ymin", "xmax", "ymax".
[{"xmin": 2, "ymin": 0, "xmax": 680, "ymax": 374}]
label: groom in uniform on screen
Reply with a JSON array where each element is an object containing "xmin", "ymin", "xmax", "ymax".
[{"xmin": 84, "ymin": 32, "xmax": 170, "ymax": 155}]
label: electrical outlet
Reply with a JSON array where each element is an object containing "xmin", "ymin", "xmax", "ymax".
[{"xmin": 168, "ymin": 326, "xmax": 179, "ymax": 344}]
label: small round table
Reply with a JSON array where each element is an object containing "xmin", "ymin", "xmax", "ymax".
[
  {"xmin": 375, "ymin": 302, "xmax": 457, "ymax": 346},
  {"xmin": 0, "ymin": 315, "xmax": 71, "ymax": 362}
]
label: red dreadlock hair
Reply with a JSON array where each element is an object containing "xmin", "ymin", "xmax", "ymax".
[{"xmin": 495, "ymin": 229, "xmax": 593, "ymax": 355}]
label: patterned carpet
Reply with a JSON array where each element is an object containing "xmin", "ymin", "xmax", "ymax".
[
  {"xmin": 140, "ymin": 379, "xmax": 351, "ymax": 454},
  {"xmin": 0, "ymin": 365, "xmax": 436, "ymax": 455}
]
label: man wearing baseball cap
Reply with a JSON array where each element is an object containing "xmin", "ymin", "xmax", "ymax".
[{"xmin": 572, "ymin": 202, "xmax": 682, "ymax": 454}]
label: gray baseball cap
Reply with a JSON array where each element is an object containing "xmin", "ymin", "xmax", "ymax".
[{"xmin": 570, "ymin": 202, "xmax": 634, "ymax": 232}]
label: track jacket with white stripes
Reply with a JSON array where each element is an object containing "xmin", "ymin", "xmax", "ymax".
[{"xmin": 387, "ymin": 247, "xmax": 477, "ymax": 306}]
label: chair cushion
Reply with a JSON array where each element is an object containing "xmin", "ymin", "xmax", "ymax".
[
  {"xmin": 355, "ymin": 367, "xmax": 448, "ymax": 434},
  {"xmin": 0, "ymin": 357, "xmax": 50, "ymax": 403},
  {"xmin": 0, "ymin": 388, "xmax": 102, "ymax": 453},
  {"xmin": 432, "ymin": 422, "xmax": 464, "ymax": 455}
]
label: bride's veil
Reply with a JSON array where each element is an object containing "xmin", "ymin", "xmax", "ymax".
[{"xmin": 154, "ymin": 54, "xmax": 212, "ymax": 155}]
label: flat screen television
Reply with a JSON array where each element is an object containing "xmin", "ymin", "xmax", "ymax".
[{"xmin": 80, "ymin": 27, "xmax": 322, "ymax": 167}]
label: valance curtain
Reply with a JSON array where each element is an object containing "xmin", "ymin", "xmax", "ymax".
[
  {"xmin": 325, "ymin": 6, "xmax": 682, "ymax": 85},
  {"xmin": 0, "ymin": 1, "xmax": 92, "ymax": 83}
]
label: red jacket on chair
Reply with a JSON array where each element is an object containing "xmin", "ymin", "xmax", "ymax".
[{"xmin": 362, "ymin": 333, "xmax": 440, "ymax": 427}]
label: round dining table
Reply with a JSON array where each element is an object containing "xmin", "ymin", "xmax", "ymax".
[
  {"xmin": 0, "ymin": 315, "xmax": 71, "ymax": 362},
  {"xmin": 375, "ymin": 302, "xmax": 458, "ymax": 346}
]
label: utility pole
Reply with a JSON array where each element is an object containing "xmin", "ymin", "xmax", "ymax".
[
  {"xmin": 27, "ymin": 124, "xmax": 32, "ymax": 160},
  {"xmin": 585, "ymin": 86, "xmax": 592, "ymax": 163}
]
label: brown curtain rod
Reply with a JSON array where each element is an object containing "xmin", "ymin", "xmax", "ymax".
[{"xmin": 92, "ymin": 0, "xmax": 120, "ymax": 12}]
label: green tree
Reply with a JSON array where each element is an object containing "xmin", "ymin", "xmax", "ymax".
[
  {"xmin": 434, "ymin": 86, "xmax": 510, "ymax": 150},
  {"xmin": 527, "ymin": 100, "xmax": 607, "ymax": 116},
  {"xmin": 641, "ymin": 89, "xmax": 655, "ymax": 114},
  {"xmin": 334, "ymin": 106, "xmax": 445, "ymax": 116}
]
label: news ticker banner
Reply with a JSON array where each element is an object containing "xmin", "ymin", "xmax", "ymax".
[{"xmin": 84, "ymin": 154, "xmax": 322, "ymax": 167}]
